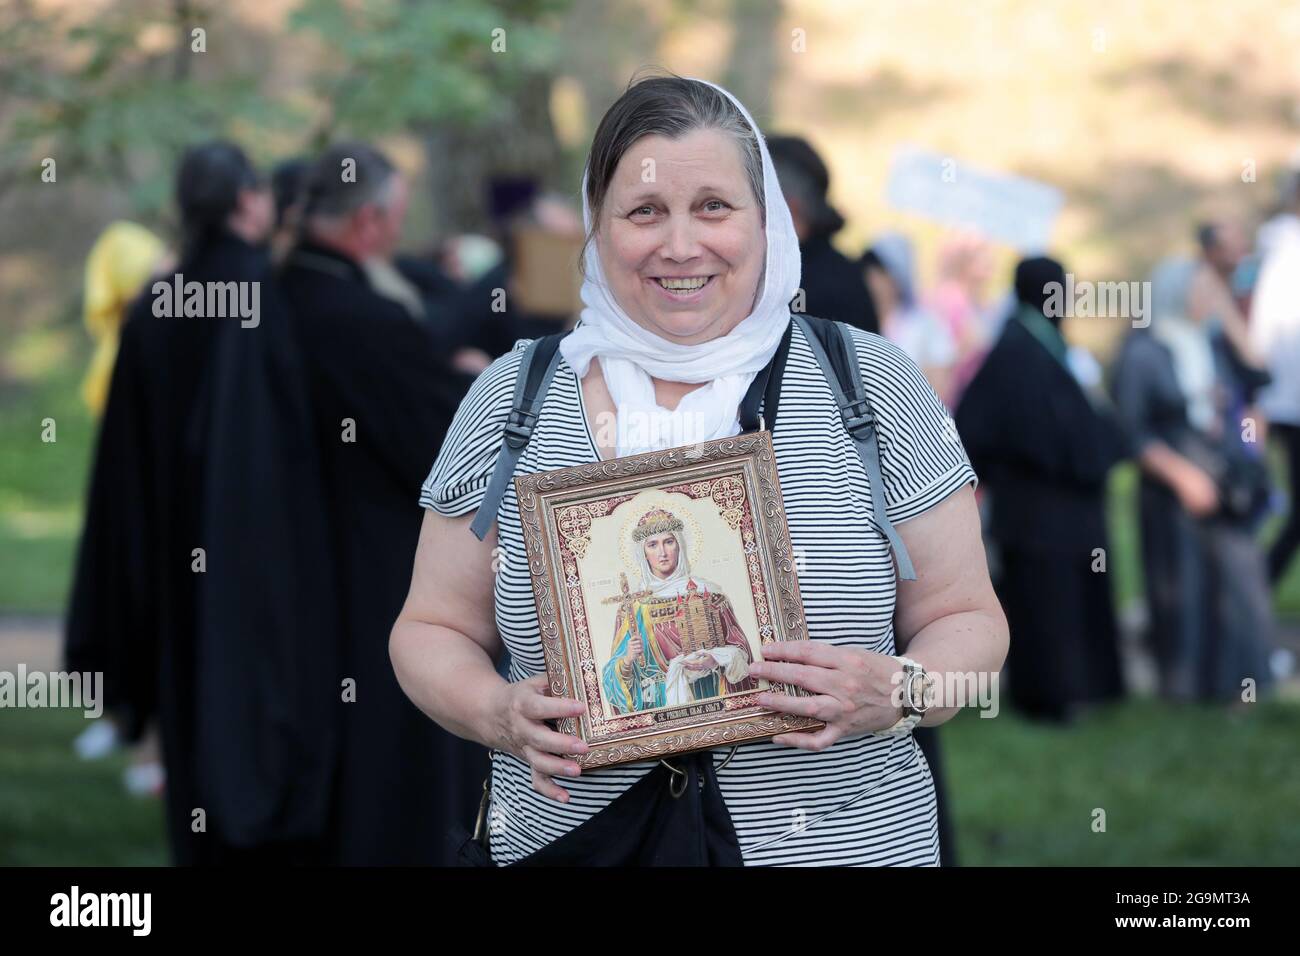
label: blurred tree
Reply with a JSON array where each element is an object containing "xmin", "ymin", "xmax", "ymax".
[
  {"xmin": 290, "ymin": 0, "xmax": 567, "ymax": 234},
  {"xmin": 722, "ymin": 0, "xmax": 779, "ymax": 117},
  {"xmin": 0, "ymin": 0, "xmax": 569, "ymax": 229},
  {"xmin": 0, "ymin": 0, "xmax": 297, "ymax": 215}
]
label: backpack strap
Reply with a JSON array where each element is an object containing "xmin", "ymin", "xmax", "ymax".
[
  {"xmin": 469, "ymin": 333, "xmax": 568, "ymax": 541},
  {"xmin": 738, "ymin": 318, "xmax": 794, "ymax": 432},
  {"xmin": 793, "ymin": 315, "xmax": 917, "ymax": 580}
]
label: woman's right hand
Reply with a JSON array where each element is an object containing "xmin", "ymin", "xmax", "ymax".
[
  {"xmin": 1173, "ymin": 463, "xmax": 1219, "ymax": 517},
  {"xmin": 489, "ymin": 674, "xmax": 589, "ymax": 803},
  {"xmin": 626, "ymin": 635, "xmax": 643, "ymax": 663}
]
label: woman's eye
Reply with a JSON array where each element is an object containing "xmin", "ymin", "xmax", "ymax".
[
  {"xmin": 630, "ymin": 205, "xmax": 655, "ymax": 218},
  {"xmin": 703, "ymin": 199, "xmax": 728, "ymax": 213}
]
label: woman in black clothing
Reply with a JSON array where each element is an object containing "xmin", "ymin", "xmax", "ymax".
[{"xmin": 956, "ymin": 256, "xmax": 1127, "ymax": 721}]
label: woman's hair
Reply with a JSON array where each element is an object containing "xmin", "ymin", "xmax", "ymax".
[
  {"xmin": 175, "ymin": 141, "xmax": 262, "ymax": 257},
  {"xmin": 583, "ymin": 73, "xmax": 766, "ymax": 256},
  {"xmin": 1149, "ymin": 256, "xmax": 1199, "ymax": 323}
]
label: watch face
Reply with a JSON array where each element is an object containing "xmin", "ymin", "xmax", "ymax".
[
  {"xmin": 916, "ymin": 674, "xmax": 934, "ymax": 713},
  {"xmin": 903, "ymin": 669, "xmax": 922, "ymax": 712},
  {"xmin": 903, "ymin": 669, "xmax": 932, "ymax": 714}
]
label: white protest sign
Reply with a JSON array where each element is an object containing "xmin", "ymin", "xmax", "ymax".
[{"xmin": 885, "ymin": 146, "xmax": 1063, "ymax": 252}]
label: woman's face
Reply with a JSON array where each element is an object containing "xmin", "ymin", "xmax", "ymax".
[
  {"xmin": 595, "ymin": 128, "xmax": 765, "ymax": 345},
  {"xmin": 642, "ymin": 532, "xmax": 681, "ymax": 579}
]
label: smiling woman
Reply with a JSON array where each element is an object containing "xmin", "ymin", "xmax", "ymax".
[
  {"xmin": 590, "ymin": 125, "xmax": 765, "ymax": 345},
  {"xmin": 390, "ymin": 73, "xmax": 1008, "ymax": 867}
]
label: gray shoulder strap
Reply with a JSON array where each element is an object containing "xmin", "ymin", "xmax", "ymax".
[
  {"xmin": 469, "ymin": 339, "xmax": 565, "ymax": 541},
  {"xmin": 793, "ymin": 315, "xmax": 916, "ymax": 581}
]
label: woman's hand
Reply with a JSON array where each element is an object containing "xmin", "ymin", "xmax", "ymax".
[
  {"xmin": 747, "ymin": 643, "xmax": 904, "ymax": 751},
  {"xmin": 1172, "ymin": 461, "xmax": 1219, "ymax": 517},
  {"xmin": 626, "ymin": 635, "xmax": 644, "ymax": 663},
  {"xmin": 488, "ymin": 674, "xmax": 589, "ymax": 803}
]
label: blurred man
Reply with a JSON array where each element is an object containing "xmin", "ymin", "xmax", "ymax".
[
  {"xmin": 957, "ymin": 256, "xmax": 1127, "ymax": 721},
  {"xmin": 1251, "ymin": 171, "xmax": 1300, "ymax": 584},
  {"xmin": 768, "ymin": 135, "xmax": 879, "ymax": 334},
  {"xmin": 1197, "ymin": 220, "xmax": 1248, "ymax": 288},
  {"xmin": 280, "ymin": 142, "xmax": 488, "ymax": 865},
  {"xmin": 1196, "ymin": 219, "xmax": 1260, "ymax": 362}
]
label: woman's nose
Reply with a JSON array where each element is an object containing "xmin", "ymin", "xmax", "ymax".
[{"xmin": 660, "ymin": 215, "xmax": 702, "ymax": 262}]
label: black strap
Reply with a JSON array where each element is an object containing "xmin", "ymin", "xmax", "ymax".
[
  {"xmin": 802, "ymin": 314, "xmax": 857, "ymax": 400},
  {"xmin": 738, "ymin": 317, "xmax": 794, "ymax": 433},
  {"xmin": 469, "ymin": 332, "xmax": 567, "ymax": 541},
  {"xmin": 504, "ymin": 333, "xmax": 566, "ymax": 451}
]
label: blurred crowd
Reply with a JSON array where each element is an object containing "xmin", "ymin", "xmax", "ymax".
[{"xmin": 67, "ymin": 133, "xmax": 1300, "ymax": 865}]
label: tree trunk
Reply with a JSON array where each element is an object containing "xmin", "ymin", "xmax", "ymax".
[{"xmin": 422, "ymin": 73, "xmax": 564, "ymax": 236}]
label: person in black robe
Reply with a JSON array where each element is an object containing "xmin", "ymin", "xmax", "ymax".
[
  {"xmin": 768, "ymin": 135, "xmax": 879, "ymax": 334},
  {"xmin": 279, "ymin": 142, "xmax": 489, "ymax": 865},
  {"xmin": 66, "ymin": 142, "xmax": 340, "ymax": 864},
  {"xmin": 956, "ymin": 256, "xmax": 1127, "ymax": 722}
]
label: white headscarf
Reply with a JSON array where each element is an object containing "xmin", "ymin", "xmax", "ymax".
[
  {"xmin": 560, "ymin": 79, "xmax": 801, "ymax": 458},
  {"xmin": 1149, "ymin": 257, "xmax": 1217, "ymax": 433}
]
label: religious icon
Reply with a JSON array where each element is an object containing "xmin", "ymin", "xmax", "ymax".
[
  {"xmin": 601, "ymin": 507, "xmax": 758, "ymax": 714},
  {"xmin": 515, "ymin": 431, "xmax": 821, "ymax": 768}
]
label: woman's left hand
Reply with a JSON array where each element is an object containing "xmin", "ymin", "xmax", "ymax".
[{"xmin": 747, "ymin": 642, "xmax": 904, "ymax": 751}]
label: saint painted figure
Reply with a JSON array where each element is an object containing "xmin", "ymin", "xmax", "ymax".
[{"xmin": 601, "ymin": 507, "xmax": 758, "ymax": 714}]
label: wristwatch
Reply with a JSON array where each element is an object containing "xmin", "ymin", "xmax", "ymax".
[{"xmin": 876, "ymin": 655, "xmax": 933, "ymax": 736}]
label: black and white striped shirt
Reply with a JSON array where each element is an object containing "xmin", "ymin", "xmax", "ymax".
[{"xmin": 421, "ymin": 319, "xmax": 977, "ymax": 866}]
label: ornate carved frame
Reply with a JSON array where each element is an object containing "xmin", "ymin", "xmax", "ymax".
[{"xmin": 515, "ymin": 430, "xmax": 822, "ymax": 769}]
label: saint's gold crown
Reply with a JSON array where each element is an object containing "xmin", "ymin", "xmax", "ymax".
[{"xmin": 632, "ymin": 508, "xmax": 684, "ymax": 542}]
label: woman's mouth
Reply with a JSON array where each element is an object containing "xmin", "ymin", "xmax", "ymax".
[{"xmin": 652, "ymin": 275, "xmax": 713, "ymax": 296}]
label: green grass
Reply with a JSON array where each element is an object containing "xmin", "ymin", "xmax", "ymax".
[
  {"xmin": 0, "ymin": 708, "xmax": 167, "ymax": 866},
  {"xmin": 0, "ymin": 326, "xmax": 95, "ymax": 614},
  {"xmin": 944, "ymin": 697, "xmax": 1300, "ymax": 866},
  {"xmin": 2, "ymin": 698, "xmax": 1297, "ymax": 866}
]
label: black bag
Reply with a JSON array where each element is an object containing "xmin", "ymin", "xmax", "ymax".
[
  {"xmin": 1179, "ymin": 430, "xmax": 1271, "ymax": 524},
  {"xmin": 454, "ymin": 751, "xmax": 744, "ymax": 866}
]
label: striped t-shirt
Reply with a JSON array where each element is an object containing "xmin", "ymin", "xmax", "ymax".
[{"xmin": 420, "ymin": 319, "xmax": 977, "ymax": 866}]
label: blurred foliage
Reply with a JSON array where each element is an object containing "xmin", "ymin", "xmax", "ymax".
[
  {"xmin": 292, "ymin": 0, "xmax": 565, "ymax": 145},
  {"xmin": 0, "ymin": 0, "xmax": 568, "ymax": 216},
  {"xmin": 0, "ymin": 1, "xmax": 295, "ymax": 213}
]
